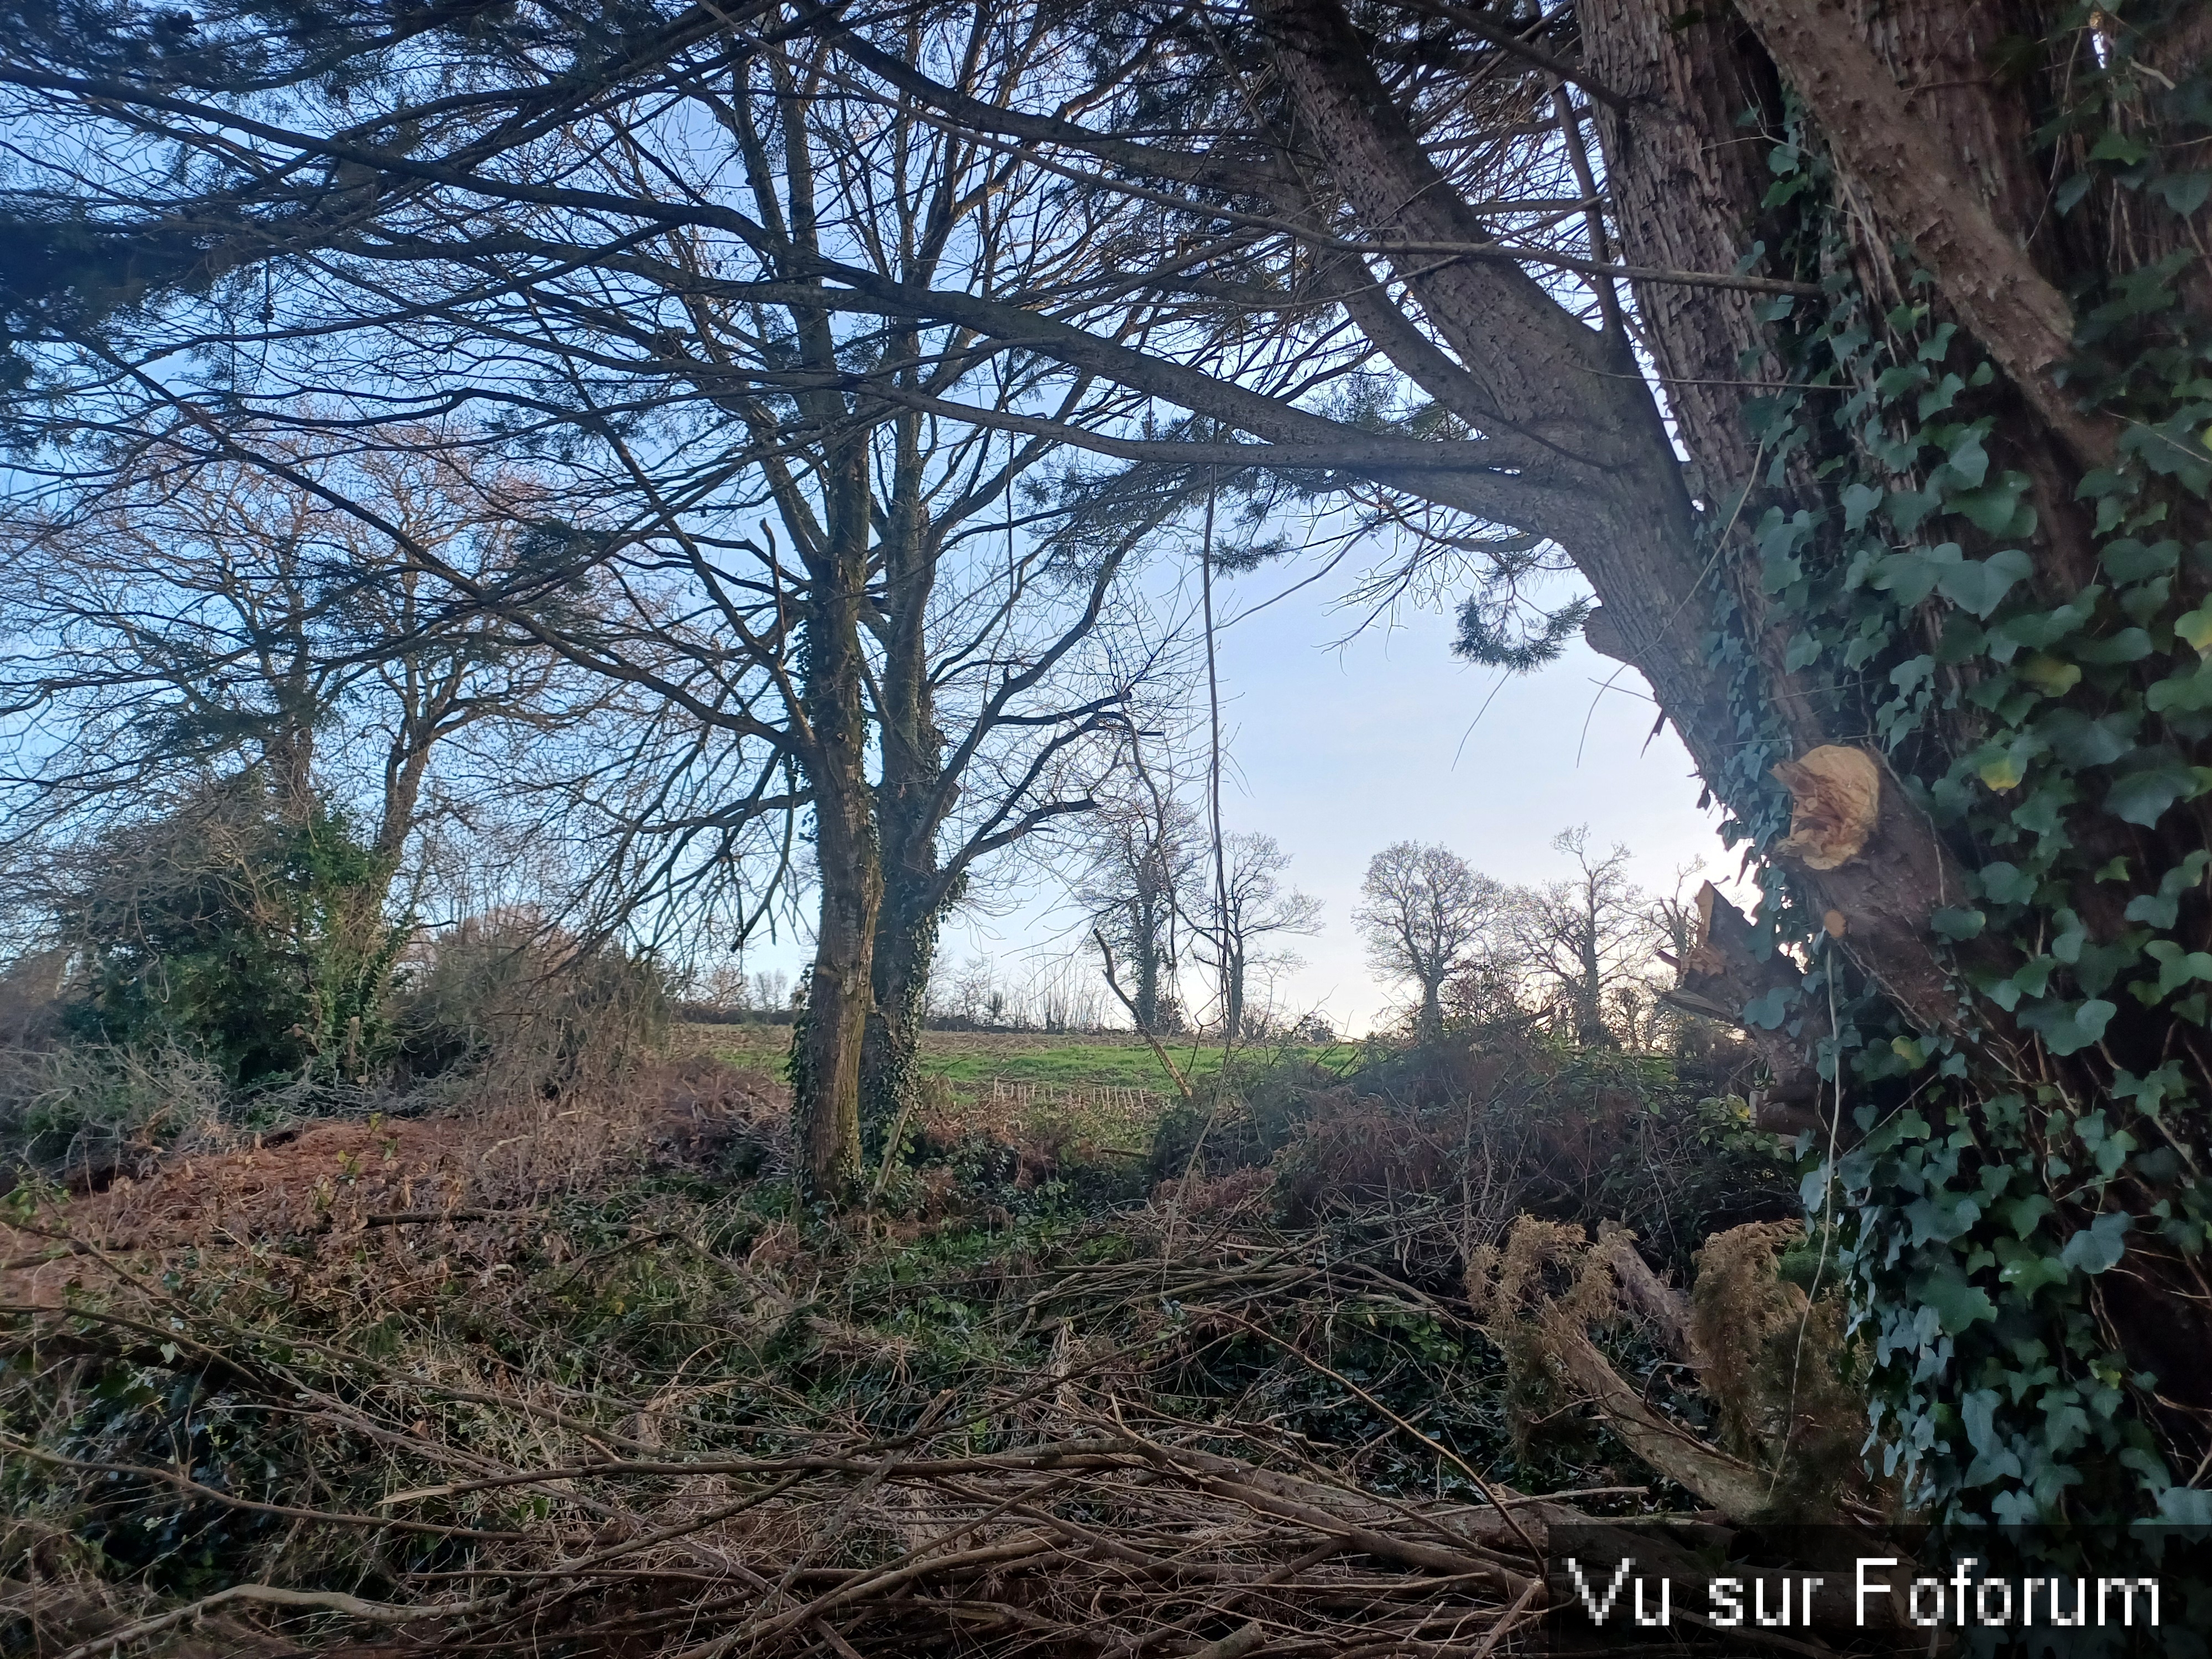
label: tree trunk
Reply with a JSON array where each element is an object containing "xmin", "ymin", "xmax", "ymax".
[
  {"xmin": 792, "ymin": 418, "xmax": 881, "ymax": 1202},
  {"xmin": 797, "ymin": 687, "xmax": 880, "ymax": 1202},
  {"xmin": 862, "ymin": 413, "xmax": 948, "ymax": 1159},
  {"xmin": 1573, "ymin": 922, "xmax": 1608, "ymax": 1048},
  {"xmin": 1571, "ymin": 0, "xmax": 2212, "ymax": 1514}
]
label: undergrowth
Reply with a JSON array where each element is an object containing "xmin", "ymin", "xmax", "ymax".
[{"xmin": 0, "ymin": 1026, "xmax": 1841, "ymax": 1657}]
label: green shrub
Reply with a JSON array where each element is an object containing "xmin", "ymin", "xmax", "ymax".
[{"xmin": 58, "ymin": 778, "xmax": 401, "ymax": 1088}]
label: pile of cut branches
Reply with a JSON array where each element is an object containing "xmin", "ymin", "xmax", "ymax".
[{"xmin": 0, "ymin": 1227, "xmax": 1584, "ymax": 1657}]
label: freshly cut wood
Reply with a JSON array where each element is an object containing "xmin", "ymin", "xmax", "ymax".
[{"xmin": 1771, "ymin": 747, "xmax": 1881, "ymax": 872}]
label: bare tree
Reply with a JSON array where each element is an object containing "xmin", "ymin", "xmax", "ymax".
[
  {"xmin": 1082, "ymin": 792, "xmax": 1202, "ymax": 1038},
  {"xmin": 1193, "ymin": 832, "xmax": 1321, "ymax": 1042},
  {"xmin": 1510, "ymin": 828, "xmax": 1662, "ymax": 1048},
  {"xmin": 1353, "ymin": 841, "xmax": 1502, "ymax": 1041},
  {"xmin": 0, "ymin": 429, "xmax": 601, "ymax": 1039}
]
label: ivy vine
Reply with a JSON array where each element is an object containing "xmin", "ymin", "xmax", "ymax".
[{"xmin": 1699, "ymin": 0, "xmax": 2212, "ymax": 1525}]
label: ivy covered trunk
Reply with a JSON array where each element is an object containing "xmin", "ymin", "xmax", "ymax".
[
  {"xmin": 1575, "ymin": 0, "xmax": 2212, "ymax": 1521},
  {"xmin": 862, "ymin": 868, "xmax": 941, "ymax": 1158},
  {"xmin": 795, "ymin": 581, "xmax": 881, "ymax": 1202},
  {"xmin": 860, "ymin": 405, "xmax": 950, "ymax": 1161}
]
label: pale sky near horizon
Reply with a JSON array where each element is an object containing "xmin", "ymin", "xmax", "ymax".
[{"xmin": 739, "ymin": 549, "xmax": 1739, "ymax": 1038}]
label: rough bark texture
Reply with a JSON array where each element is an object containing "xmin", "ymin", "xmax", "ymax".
[
  {"xmin": 1268, "ymin": 0, "xmax": 1979, "ymax": 1044},
  {"xmin": 1579, "ymin": 0, "xmax": 1786, "ymax": 503},
  {"xmin": 1573, "ymin": 0, "xmax": 2212, "ymax": 1465},
  {"xmin": 793, "ymin": 417, "xmax": 881, "ymax": 1201},
  {"xmin": 1733, "ymin": 0, "xmax": 2108, "ymax": 467},
  {"xmin": 1665, "ymin": 883, "xmax": 1818, "ymax": 1132},
  {"xmin": 1259, "ymin": 0, "xmax": 1736, "ymax": 789}
]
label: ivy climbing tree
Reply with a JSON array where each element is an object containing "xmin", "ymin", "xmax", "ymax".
[
  {"xmin": 1579, "ymin": 0, "xmax": 2212, "ymax": 1525},
  {"xmin": 869, "ymin": 0, "xmax": 2212, "ymax": 1522}
]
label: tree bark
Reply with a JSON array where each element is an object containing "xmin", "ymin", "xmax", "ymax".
[
  {"xmin": 796, "ymin": 604, "xmax": 880, "ymax": 1203},
  {"xmin": 862, "ymin": 413, "xmax": 947, "ymax": 1157},
  {"xmin": 1261, "ymin": 0, "xmax": 1734, "ymax": 794},
  {"xmin": 791, "ymin": 413, "xmax": 881, "ymax": 1202},
  {"xmin": 1732, "ymin": 0, "xmax": 2109, "ymax": 469},
  {"xmin": 1572, "ymin": 0, "xmax": 2212, "ymax": 1490}
]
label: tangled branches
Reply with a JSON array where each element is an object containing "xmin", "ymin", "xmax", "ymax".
[{"xmin": 0, "ymin": 1190, "xmax": 1603, "ymax": 1658}]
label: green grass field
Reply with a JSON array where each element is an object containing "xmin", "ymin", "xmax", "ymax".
[{"xmin": 676, "ymin": 1023, "xmax": 1357, "ymax": 1098}]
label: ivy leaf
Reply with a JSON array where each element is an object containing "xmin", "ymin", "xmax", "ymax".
[
  {"xmin": 1874, "ymin": 550, "xmax": 1943, "ymax": 606},
  {"xmin": 2017, "ymin": 654, "xmax": 2080, "ymax": 695},
  {"xmin": 1882, "ymin": 489, "xmax": 1943, "ymax": 539},
  {"xmin": 1936, "ymin": 548, "xmax": 2033, "ymax": 618},
  {"xmin": 2049, "ymin": 910, "xmax": 2086, "ymax": 963},
  {"xmin": 2124, "ymin": 891, "xmax": 2178, "ymax": 927},
  {"xmin": 1840, "ymin": 482, "xmax": 1884, "ymax": 533},
  {"xmin": 1947, "ymin": 477, "xmax": 2034, "ymax": 538},
  {"xmin": 1979, "ymin": 752, "xmax": 2025, "ymax": 791},
  {"xmin": 2146, "ymin": 660, "xmax": 2212, "ymax": 713},
  {"xmin": 2159, "ymin": 1488, "xmax": 2212, "ymax": 1525},
  {"xmin": 2153, "ymin": 173, "xmax": 2212, "ymax": 216},
  {"xmin": 1942, "ymin": 426, "xmax": 1991, "ymax": 488},
  {"xmin": 2017, "ymin": 997, "xmax": 2115, "ymax": 1056},
  {"xmin": 1990, "ymin": 587, "xmax": 2100, "ymax": 654},
  {"xmin": 2053, "ymin": 171, "xmax": 2095, "ymax": 216},
  {"xmin": 2058, "ymin": 1211, "xmax": 2130, "ymax": 1276},
  {"xmin": 1918, "ymin": 373, "xmax": 1965, "ymax": 419},
  {"xmin": 1915, "ymin": 1267, "xmax": 1996, "ymax": 1335},
  {"xmin": 1906, "ymin": 1192, "xmax": 1980, "ymax": 1245},
  {"xmin": 2037, "ymin": 708, "xmax": 2135, "ymax": 768},
  {"xmin": 2090, "ymin": 131, "xmax": 2151, "ymax": 165},
  {"xmin": 2073, "ymin": 938, "xmax": 2143, "ymax": 999},
  {"xmin": 2100, "ymin": 536, "xmax": 2179, "ymax": 584},
  {"xmin": 1995, "ymin": 1238, "xmax": 2069, "ymax": 1295},
  {"xmin": 2072, "ymin": 628, "xmax": 2154, "ymax": 664},
  {"xmin": 2176, "ymin": 605, "xmax": 2212, "ymax": 656},
  {"xmin": 1891, "ymin": 654, "xmax": 1936, "ymax": 693},
  {"xmin": 2140, "ymin": 940, "xmax": 2212, "ymax": 1003},
  {"xmin": 2106, "ymin": 763, "xmax": 2201, "ymax": 826},
  {"xmin": 1976, "ymin": 863, "xmax": 2037, "ymax": 905},
  {"xmin": 1742, "ymin": 986, "xmax": 1792, "ymax": 1030},
  {"xmin": 1932, "ymin": 906, "xmax": 1986, "ymax": 941}
]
